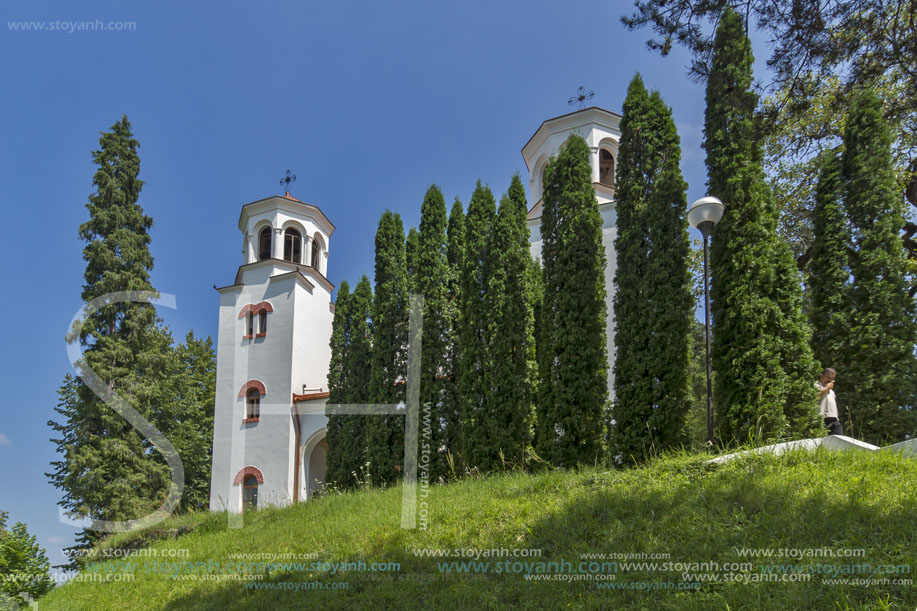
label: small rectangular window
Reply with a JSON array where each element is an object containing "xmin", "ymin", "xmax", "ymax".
[
  {"xmin": 259, "ymin": 311, "xmax": 267, "ymax": 335},
  {"xmin": 247, "ymin": 395, "xmax": 260, "ymax": 419},
  {"xmin": 247, "ymin": 312, "xmax": 254, "ymax": 337}
]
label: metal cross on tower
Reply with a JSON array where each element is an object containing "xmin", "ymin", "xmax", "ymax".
[
  {"xmin": 568, "ymin": 86, "xmax": 595, "ymax": 110},
  {"xmin": 280, "ymin": 169, "xmax": 297, "ymax": 194}
]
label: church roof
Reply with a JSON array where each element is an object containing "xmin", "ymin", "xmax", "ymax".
[
  {"xmin": 521, "ymin": 106, "xmax": 622, "ymax": 171},
  {"xmin": 237, "ymin": 193, "xmax": 336, "ymax": 237}
]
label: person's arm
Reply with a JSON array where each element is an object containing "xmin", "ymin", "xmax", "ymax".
[{"xmin": 817, "ymin": 382, "xmax": 833, "ymax": 398}]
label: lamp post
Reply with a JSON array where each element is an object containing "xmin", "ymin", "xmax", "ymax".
[{"xmin": 687, "ymin": 196, "xmax": 725, "ymax": 446}]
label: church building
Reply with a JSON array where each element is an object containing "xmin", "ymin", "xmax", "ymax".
[{"xmin": 208, "ymin": 106, "xmax": 621, "ymax": 512}]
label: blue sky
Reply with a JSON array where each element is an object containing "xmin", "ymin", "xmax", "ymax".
[{"xmin": 0, "ymin": 0, "xmax": 772, "ymax": 572}]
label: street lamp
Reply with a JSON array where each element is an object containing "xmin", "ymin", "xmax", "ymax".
[{"xmin": 687, "ymin": 196, "xmax": 725, "ymax": 446}]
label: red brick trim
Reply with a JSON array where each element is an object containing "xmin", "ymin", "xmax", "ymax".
[
  {"xmin": 238, "ymin": 301, "xmax": 274, "ymax": 318},
  {"xmin": 242, "ymin": 334, "xmax": 254, "ymax": 340},
  {"xmin": 233, "ymin": 465, "xmax": 264, "ymax": 485},
  {"xmin": 238, "ymin": 380, "xmax": 266, "ymax": 398},
  {"xmin": 242, "ymin": 417, "xmax": 260, "ymax": 424},
  {"xmin": 255, "ymin": 332, "xmax": 267, "ymax": 338}
]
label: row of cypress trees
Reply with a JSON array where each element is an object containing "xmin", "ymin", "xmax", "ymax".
[
  {"xmin": 325, "ymin": 176, "xmax": 546, "ymax": 484},
  {"xmin": 704, "ymin": 7, "xmax": 916, "ymax": 446},
  {"xmin": 809, "ymin": 91, "xmax": 917, "ymax": 443},
  {"xmin": 326, "ymin": 108, "xmax": 695, "ymax": 476},
  {"xmin": 328, "ymin": 6, "xmax": 917, "ymax": 481}
]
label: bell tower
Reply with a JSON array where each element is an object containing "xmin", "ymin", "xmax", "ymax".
[
  {"xmin": 209, "ymin": 191, "xmax": 335, "ymax": 513},
  {"xmin": 522, "ymin": 106, "xmax": 622, "ymax": 401}
]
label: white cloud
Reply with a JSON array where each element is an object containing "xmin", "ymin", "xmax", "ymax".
[
  {"xmin": 676, "ymin": 122, "xmax": 706, "ymax": 163},
  {"xmin": 0, "ymin": 433, "xmax": 10, "ymax": 446}
]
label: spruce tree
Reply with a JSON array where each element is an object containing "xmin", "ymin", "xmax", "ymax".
[
  {"xmin": 612, "ymin": 75, "xmax": 692, "ymax": 463},
  {"xmin": 535, "ymin": 135, "xmax": 608, "ymax": 467},
  {"xmin": 842, "ymin": 90, "xmax": 917, "ymax": 442},
  {"xmin": 809, "ymin": 150, "xmax": 850, "ymax": 373},
  {"xmin": 47, "ymin": 116, "xmax": 179, "ymax": 561},
  {"xmin": 481, "ymin": 174, "xmax": 537, "ymax": 470},
  {"xmin": 415, "ymin": 185, "xmax": 452, "ymax": 480},
  {"xmin": 366, "ymin": 211, "xmax": 409, "ymax": 485},
  {"xmin": 704, "ymin": 8, "xmax": 820, "ymax": 442},
  {"xmin": 325, "ymin": 280, "xmax": 352, "ymax": 487},
  {"xmin": 458, "ymin": 181, "xmax": 496, "ymax": 469}
]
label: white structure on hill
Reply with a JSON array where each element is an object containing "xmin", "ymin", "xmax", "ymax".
[
  {"xmin": 209, "ymin": 193, "xmax": 336, "ymax": 512},
  {"xmin": 208, "ymin": 106, "xmax": 622, "ymax": 512}
]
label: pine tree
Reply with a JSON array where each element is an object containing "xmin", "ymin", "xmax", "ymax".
[
  {"xmin": 809, "ymin": 149, "xmax": 850, "ymax": 373},
  {"xmin": 325, "ymin": 280, "xmax": 352, "ymax": 487},
  {"xmin": 535, "ymin": 135, "xmax": 608, "ymax": 467},
  {"xmin": 704, "ymin": 9, "xmax": 820, "ymax": 442},
  {"xmin": 842, "ymin": 90, "xmax": 917, "ymax": 442},
  {"xmin": 415, "ymin": 185, "xmax": 452, "ymax": 481},
  {"xmin": 366, "ymin": 211, "xmax": 409, "ymax": 485},
  {"xmin": 458, "ymin": 181, "xmax": 496, "ymax": 469},
  {"xmin": 0, "ymin": 514, "xmax": 54, "ymax": 603},
  {"xmin": 47, "ymin": 116, "xmax": 181, "ymax": 562},
  {"xmin": 612, "ymin": 75, "xmax": 692, "ymax": 463},
  {"xmin": 481, "ymin": 174, "xmax": 537, "ymax": 470}
]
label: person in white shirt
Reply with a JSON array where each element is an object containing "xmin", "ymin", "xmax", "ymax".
[{"xmin": 815, "ymin": 367, "xmax": 844, "ymax": 436}]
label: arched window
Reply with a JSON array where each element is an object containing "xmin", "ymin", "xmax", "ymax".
[
  {"xmin": 246, "ymin": 312, "xmax": 254, "ymax": 337},
  {"xmin": 258, "ymin": 310, "xmax": 267, "ymax": 335},
  {"xmin": 242, "ymin": 475, "xmax": 258, "ymax": 510},
  {"xmin": 246, "ymin": 388, "xmax": 260, "ymax": 420},
  {"xmin": 599, "ymin": 149, "xmax": 615, "ymax": 187},
  {"xmin": 258, "ymin": 227, "xmax": 272, "ymax": 261},
  {"xmin": 311, "ymin": 240, "xmax": 320, "ymax": 272},
  {"xmin": 283, "ymin": 228, "xmax": 302, "ymax": 263}
]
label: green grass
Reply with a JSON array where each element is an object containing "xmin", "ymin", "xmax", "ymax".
[{"xmin": 40, "ymin": 448, "xmax": 917, "ymax": 610}]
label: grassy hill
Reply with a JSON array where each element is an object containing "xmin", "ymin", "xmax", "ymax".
[{"xmin": 39, "ymin": 448, "xmax": 917, "ymax": 610}]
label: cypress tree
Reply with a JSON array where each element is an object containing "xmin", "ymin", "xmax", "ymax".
[
  {"xmin": 405, "ymin": 226, "xmax": 420, "ymax": 290},
  {"xmin": 842, "ymin": 90, "xmax": 917, "ymax": 442},
  {"xmin": 704, "ymin": 8, "xmax": 820, "ymax": 442},
  {"xmin": 612, "ymin": 76, "xmax": 692, "ymax": 463},
  {"xmin": 366, "ymin": 211, "xmax": 408, "ymax": 485},
  {"xmin": 325, "ymin": 280, "xmax": 352, "ymax": 487},
  {"xmin": 344, "ymin": 275, "xmax": 374, "ymax": 474},
  {"xmin": 809, "ymin": 149, "xmax": 850, "ymax": 373},
  {"xmin": 163, "ymin": 331, "xmax": 216, "ymax": 511},
  {"xmin": 325, "ymin": 276, "xmax": 374, "ymax": 487},
  {"xmin": 442, "ymin": 198, "xmax": 465, "ymax": 473},
  {"xmin": 481, "ymin": 174, "xmax": 537, "ymax": 470},
  {"xmin": 458, "ymin": 181, "xmax": 496, "ymax": 469},
  {"xmin": 415, "ymin": 185, "xmax": 452, "ymax": 481},
  {"xmin": 47, "ymin": 116, "xmax": 178, "ymax": 561},
  {"xmin": 535, "ymin": 135, "xmax": 608, "ymax": 467}
]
